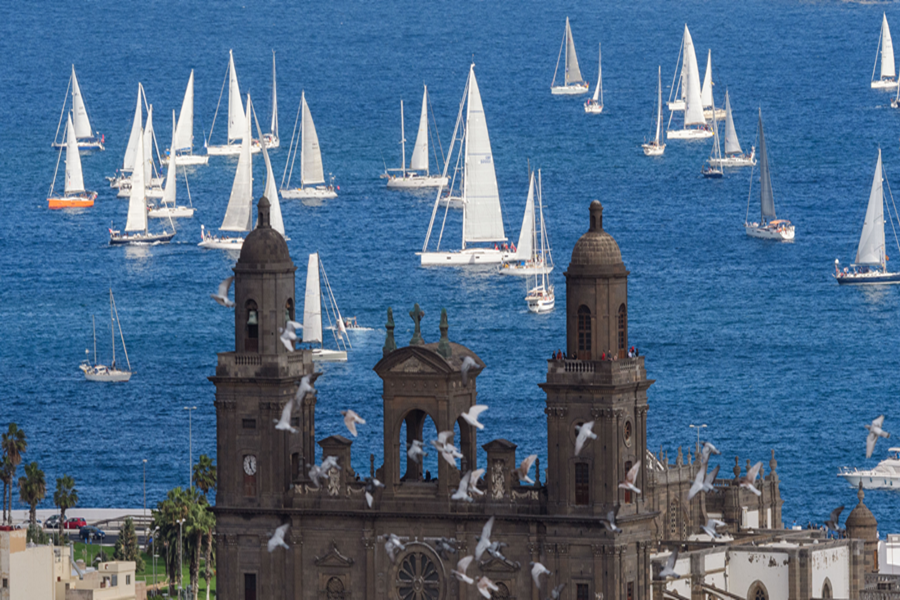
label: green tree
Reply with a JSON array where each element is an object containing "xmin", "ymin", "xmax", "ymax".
[
  {"xmin": 152, "ymin": 487, "xmax": 199, "ymax": 595},
  {"xmin": 192, "ymin": 455, "xmax": 216, "ymax": 498},
  {"xmin": 113, "ymin": 517, "xmax": 145, "ymax": 571},
  {"xmin": 0, "ymin": 456, "xmax": 12, "ymax": 524},
  {"xmin": 1, "ymin": 423, "xmax": 27, "ymax": 523},
  {"xmin": 53, "ymin": 475, "xmax": 78, "ymax": 539},
  {"xmin": 17, "ymin": 462, "xmax": 45, "ymax": 527},
  {"xmin": 187, "ymin": 499, "xmax": 215, "ymax": 600}
]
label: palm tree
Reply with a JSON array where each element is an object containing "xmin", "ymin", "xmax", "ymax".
[
  {"xmin": 1, "ymin": 424, "xmax": 27, "ymax": 524},
  {"xmin": 53, "ymin": 475, "xmax": 78, "ymax": 538},
  {"xmin": 152, "ymin": 487, "xmax": 199, "ymax": 595},
  {"xmin": 18, "ymin": 462, "xmax": 46, "ymax": 527},
  {"xmin": 0, "ymin": 457, "xmax": 12, "ymax": 524},
  {"xmin": 192, "ymin": 455, "xmax": 216, "ymax": 499}
]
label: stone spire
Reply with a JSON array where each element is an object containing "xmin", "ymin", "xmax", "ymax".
[
  {"xmin": 383, "ymin": 307, "xmax": 396, "ymax": 357},
  {"xmin": 437, "ymin": 308, "xmax": 451, "ymax": 359},
  {"xmin": 409, "ymin": 303, "xmax": 425, "ymax": 346}
]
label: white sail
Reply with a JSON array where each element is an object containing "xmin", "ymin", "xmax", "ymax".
[
  {"xmin": 70, "ymin": 66, "xmax": 93, "ymax": 139},
  {"xmin": 410, "ymin": 86, "xmax": 430, "ymax": 172},
  {"xmin": 700, "ymin": 50, "xmax": 713, "ymax": 109},
  {"xmin": 270, "ymin": 51, "xmax": 279, "ymax": 139},
  {"xmin": 125, "ymin": 129, "xmax": 148, "ymax": 233},
  {"xmin": 142, "ymin": 106, "xmax": 155, "ymax": 184},
  {"xmin": 123, "ymin": 85, "xmax": 143, "ymax": 172},
  {"xmin": 564, "ymin": 18, "xmax": 584, "ymax": 85},
  {"xmin": 857, "ymin": 150, "xmax": 886, "ymax": 266},
  {"xmin": 303, "ymin": 253, "xmax": 323, "ymax": 344},
  {"xmin": 592, "ymin": 44, "xmax": 602, "ymax": 103},
  {"xmin": 514, "ymin": 172, "xmax": 535, "ymax": 261},
  {"xmin": 173, "ymin": 71, "xmax": 194, "ymax": 152},
  {"xmin": 300, "ymin": 92, "xmax": 326, "ymax": 186},
  {"xmin": 163, "ymin": 112, "xmax": 178, "ymax": 205},
  {"xmin": 723, "ymin": 91, "xmax": 743, "ymax": 156},
  {"xmin": 682, "ymin": 26, "xmax": 705, "ymax": 127},
  {"xmin": 221, "ymin": 97, "xmax": 254, "ymax": 232},
  {"xmin": 253, "ymin": 108, "xmax": 285, "ymax": 236},
  {"xmin": 227, "ymin": 51, "xmax": 246, "ymax": 142},
  {"xmin": 655, "ymin": 66, "xmax": 663, "ymax": 143},
  {"xmin": 64, "ymin": 115, "xmax": 85, "ymax": 194},
  {"xmin": 463, "ymin": 66, "xmax": 506, "ymax": 244},
  {"xmin": 758, "ymin": 111, "xmax": 776, "ymax": 221},
  {"xmin": 883, "ymin": 14, "xmax": 896, "ymax": 80}
]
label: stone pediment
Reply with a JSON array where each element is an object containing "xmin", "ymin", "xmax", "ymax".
[
  {"xmin": 478, "ymin": 555, "xmax": 521, "ymax": 573},
  {"xmin": 391, "ymin": 356, "xmax": 438, "ymax": 374},
  {"xmin": 315, "ymin": 540, "xmax": 355, "ymax": 567},
  {"xmin": 374, "ymin": 343, "xmax": 484, "ymax": 378}
]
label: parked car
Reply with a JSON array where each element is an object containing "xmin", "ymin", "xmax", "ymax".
[
  {"xmin": 79, "ymin": 525, "xmax": 106, "ymax": 542},
  {"xmin": 44, "ymin": 515, "xmax": 60, "ymax": 529},
  {"xmin": 64, "ymin": 517, "xmax": 87, "ymax": 530}
]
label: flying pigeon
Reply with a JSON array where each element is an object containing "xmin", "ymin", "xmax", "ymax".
[
  {"xmin": 701, "ymin": 441, "xmax": 721, "ymax": 462},
  {"xmin": 273, "ymin": 398, "xmax": 297, "ymax": 433},
  {"xmin": 513, "ymin": 454, "xmax": 538, "ymax": 484},
  {"xmin": 267, "ymin": 524, "xmax": 290, "ymax": 552},
  {"xmin": 384, "ymin": 533, "xmax": 406, "ymax": 564},
  {"xmin": 600, "ymin": 506, "xmax": 622, "ymax": 534},
  {"xmin": 700, "ymin": 518, "xmax": 726, "ymax": 539},
  {"xmin": 433, "ymin": 537, "xmax": 458, "ymax": 559},
  {"xmin": 308, "ymin": 456, "xmax": 341, "ymax": 489},
  {"xmin": 461, "ymin": 356, "xmax": 478, "ymax": 386},
  {"xmin": 431, "ymin": 431, "xmax": 464, "ymax": 467},
  {"xmin": 530, "ymin": 562, "xmax": 551, "ymax": 589},
  {"xmin": 574, "ymin": 421, "xmax": 597, "ymax": 456},
  {"xmin": 688, "ymin": 463, "xmax": 719, "ymax": 502},
  {"xmin": 295, "ymin": 374, "xmax": 318, "ymax": 403},
  {"xmin": 279, "ymin": 320, "xmax": 303, "ymax": 352},
  {"xmin": 364, "ymin": 477, "xmax": 384, "ymax": 508},
  {"xmin": 451, "ymin": 471, "xmax": 475, "ymax": 503},
  {"xmin": 468, "ymin": 469, "xmax": 486, "ymax": 497},
  {"xmin": 655, "ymin": 549, "xmax": 679, "ymax": 580},
  {"xmin": 407, "ymin": 440, "xmax": 427, "ymax": 462},
  {"xmin": 736, "ymin": 461, "xmax": 763, "ymax": 496},
  {"xmin": 618, "ymin": 461, "xmax": 642, "ymax": 495},
  {"xmin": 451, "ymin": 555, "xmax": 475, "ymax": 584},
  {"xmin": 211, "ymin": 276, "xmax": 234, "ymax": 307},
  {"xmin": 546, "ymin": 583, "xmax": 566, "ymax": 600},
  {"xmin": 866, "ymin": 415, "xmax": 891, "ymax": 459},
  {"xmin": 477, "ymin": 576, "xmax": 499, "ymax": 599},
  {"xmin": 825, "ymin": 505, "xmax": 845, "ymax": 535},
  {"xmin": 474, "ymin": 516, "xmax": 495, "ymax": 561},
  {"xmin": 486, "ymin": 540, "xmax": 509, "ymax": 562},
  {"xmin": 461, "ymin": 405, "xmax": 489, "ymax": 430},
  {"xmin": 341, "ymin": 410, "xmax": 366, "ymax": 437}
]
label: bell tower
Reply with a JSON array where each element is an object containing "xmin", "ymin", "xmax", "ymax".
[
  {"xmin": 212, "ymin": 197, "xmax": 314, "ymax": 600},
  {"xmin": 541, "ymin": 201, "xmax": 655, "ymax": 600}
]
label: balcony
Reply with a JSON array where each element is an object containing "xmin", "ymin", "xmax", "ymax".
[
  {"xmin": 546, "ymin": 357, "xmax": 647, "ymax": 386},
  {"xmin": 215, "ymin": 351, "xmax": 312, "ymax": 379}
]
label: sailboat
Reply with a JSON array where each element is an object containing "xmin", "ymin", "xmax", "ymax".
[
  {"xmin": 420, "ymin": 64, "xmax": 513, "ymax": 266},
  {"xmin": 745, "ymin": 109, "xmax": 794, "ymax": 241},
  {"xmin": 700, "ymin": 50, "xmax": 726, "ymax": 121},
  {"xmin": 525, "ymin": 171, "xmax": 555, "ymax": 313},
  {"xmin": 52, "ymin": 65, "xmax": 104, "ymax": 151},
  {"xmin": 701, "ymin": 108, "xmax": 724, "ymax": 178},
  {"xmin": 872, "ymin": 14, "xmax": 899, "ymax": 90},
  {"xmin": 108, "ymin": 84, "xmax": 146, "ymax": 189},
  {"xmin": 303, "ymin": 253, "xmax": 350, "ymax": 362},
  {"xmin": 112, "ymin": 90, "xmax": 165, "ymax": 197},
  {"xmin": 642, "ymin": 66, "xmax": 666, "ymax": 156},
  {"xmin": 252, "ymin": 100, "xmax": 287, "ymax": 239},
  {"xmin": 666, "ymin": 26, "xmax": 712, "ymax": 140},
  {"xmin": 280, "ymin": 91, "xmax": 338, "ymax": 199},
  {"xmin": 169, "ymin": 70, "xmax": 209, "ymax": 166},
  {"xmin": 149, "ymin": 111, "xmax": 195, "ymax": 219},
  {"xmin": 835, "ymin": 149, "xmax": 900, "ymax": 284},
  {"xmin": 551, "ymin": 17, "xmax": 589, "ymax": 95},
  {"xmin": 262, "ymin": 51, "xmax": 280, "ymax": 149},
  {"xmin": 79, "ymin": 290, "xmax": 132, "ymax": 382},
  {"xmin": 583, "ymin": 44, "xmax": 604, "ymax": 113},
  {"xmin": 709, "ymin": 91, "xmax": 755, "ymax": 167},
  {"xmin": 207, "ymin": 51, "xmax": 261, "ymax": 156},
  {"xmin": 666, "ymin": 28, "xmax": 688, "ymax": 112},
  {"xmin": 47, "ymin": 114, "xmax": 98, "ymax": 209},
  {"xmin": 385, "ymin": 86, "xmax": 449, "ymax": 189},
  {"xmin": 109, "ymin": 125, "xmax": 176, "ymax": 245},
  {"xmin": 500, "ymin": 169, "xmax": 554, "ymax": 276}
]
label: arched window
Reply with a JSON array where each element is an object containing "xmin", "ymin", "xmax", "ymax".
[
  {"xmin": 822, "ymin": 579, "xmax": 832, "ymax": 599},
  {"xmin": 491, "ymin": 582, "xmax": 511, "ymax": 600},
  {"xmin": 575, "ymin": 463, "xmax": 590, "ymax": 505},
  {"xmin": 617, "ymin": 303, "xmax": 627, "ymax": 356},
  {"xmin": 749, "ymin": 582, "xmax": 768, "ymax": 600},
  {"xmin": 285, "ymin": 298, "xmax": 294, "ymax": 325},
  {"xmin": 326, "ymin": 577, "xmax": 345, "ymax": 600},
  {"xmin": 577, "ymin": 305, "xmax": 591, "ymax": 360},
  {"xmin": 668, "ymin": 499, "xmax": 680, "ymax": 538},
  {"xmin": 245, "ymin": 300, "xmax": 259, "ymax": 352}
]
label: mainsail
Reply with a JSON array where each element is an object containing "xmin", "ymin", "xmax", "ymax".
[
  {"xmin": 122, "ymin": 85, "xmax": 144, "ymax": 173},
  {"xmin": 163, "ymin": 112, "xmax": 178, "ymax": 205},
  {"xmin": 71, "ymin": 66, "xmax": 93, "ymax": 139},
  {"xmin": 700, "ymin": 50, "xmax": 714, "ymax": 109},
  {"xmin": 564, "ymin": 17, "xmax": 584, "ymax": 85},
  {"xmin": 300, "ymin": 92, "xmax": 326, "ymax": 186},
  {"xmin": 463, "ymin": 65, "xmax": 506, "ymax": 244},
  {"xmin": 142, "ymin": 106, "xmax": 155, "ymax": 184},
  {"xmin": 757, "ymin": 111, "xmax": 776, "ymax": 221},
  {"xmin": 591, "ymin": 44, "xmax": 603, "ymax": 103},
  {"xmin": 723, "ymin": 91, "xmax": 743, "ymax": 156},
  {"xmin": 514, "ymin": 172, "xmax": 536, "ymax": 261},
  {"xmin": 173, "ymin": 71, "xmax": 194, "ymax": 152},
  {"xmin": 64, "ymin": 115, "xmax": 85, "ymax": 194},
  {"xmin": 125, "ymin": 129, "xmax": 148, "ymax": 233},
  {"xmin": 220, "ymin": 97, "xmax": 253, "ymax": 232},
  {"xmin": 303, "ymin": 253, "xmax": 323, "ymax": 345},
  {"xmin": 227, "ymin": 51, "xmax": 246, "ymax": 143},
  {"xmin": 253, "ymin": 109, "xmax": 285, "ymax": 237},
  {"xmin": 883, "ymin": 14, "xmax": 896, "ymax": 80},
  {"xmin": 682, "ymin": 26, "xmax": 705, "ymax": 128},
  {"xmin": 270, "ymin": 51, "xmax": 279, "ymax": 140},
  {"xmin": 856, "ymin": 150, "xmax": 886, "ymax": 266},
  {"xmin": 410, "ymin": 86, "xmax": 430, "ymax": 172}
]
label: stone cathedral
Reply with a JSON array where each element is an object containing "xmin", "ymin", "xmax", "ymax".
[{"xmin": 213, "ymin": 198, "xmax": 784, "ymax": 600}]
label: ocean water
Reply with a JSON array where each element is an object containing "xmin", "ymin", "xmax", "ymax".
[{"xmin": 1, "ymin": 0, "xmax": 899, "ymax": 533}]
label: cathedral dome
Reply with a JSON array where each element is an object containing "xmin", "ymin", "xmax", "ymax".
[
  {"xmin": 845, "ymin": 485, "xmax": 878, "ymax": 538},
  {"xmin": 238, "ymin": 197, "xmax": 291, "ymax": 266},
  {"xmin": 569, "ymin": 201, "xmax": 624, "ymax": 268}
]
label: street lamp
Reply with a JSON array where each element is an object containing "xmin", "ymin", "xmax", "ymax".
[
  {"xmin": 142, "ymin": 459, "xmax": 147, "ymax": 517},
  {"xmin": 689, "ymin": 424, "xmax": 707, "ymax": 456},
  {"xmin": 184, "ymin": 407, "xmax": 197, "ymax": 491},
  {"xmin": 177, "ymin": 518, "xmax": 186, "ymax": 599}
]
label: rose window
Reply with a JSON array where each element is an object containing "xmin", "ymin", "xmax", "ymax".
[{"xmin": 395, "ymin": 551, "xmax": 441, "ymax": 600}]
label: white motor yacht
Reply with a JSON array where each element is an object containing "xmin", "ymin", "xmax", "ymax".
[{"xmin": 839, "ymin": 448, "xmax": 900, "ymax": 489}]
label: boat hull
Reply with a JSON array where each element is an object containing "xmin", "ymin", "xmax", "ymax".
[
  {"xmin": 583, "ymin": 101, "xmax": 603, "ymax": 114},
  {"xmin": 709, "ymin": 154, "xmax": 756, "ymax": 167},
  {"xmin": 703, "ymin": 108, "xmax": 727, "ymax": 121},
  {"xmin": 835, "ymin": 271, "xmax": 900, "ymax": 285},
  {"xmin": 872, "ymin": 79, "xmax": 899, "ymax": 90},
  {"xmin": 386, "ymin": 174, "xmax": 449, "ymax": 189},
  {"xmin": 48, "ymin": 191, "xmax": 97, "ymax": 209},
  {"xmin": 526, "ymin": 287, "xmax": 555, "ymax": 313},
  {"xmin": 745, "ymin": 223, "xmax": 795, "ymax": 241},
  {"xmin": 838, "ymin": 472, "xmax": 900, "ymax": 489},
  {"xmin": 173, "ymin": 154, "xmax": 209, "ymax": 166},
  {"xmin": 702, "ymin": 166, "xmax": 723, "ymax": 179},
  {"xmin": 198, "ymin": 234, "xmax": 244, "ymax": 250},
  {"xmin": 551, "ymin": 83, "xmax": 590, "ymax": 96},
  {"xmin": 81, "ymin": 365, "xmax": 132, "ymax": 382},
  {"xmin": 149, "ymin": 206, "xmax": 195, "ymax": 218},
  {"xmin": 499, "ymin": 263, "xmax": 553, "ymax": 276},
  {"xmin": 667, "ymin": 128, "xmax": 713, "ymax": 140},
  {"xmin": 207, "ymin": 142, "xmax": 262, "ymax": 156},
  {"xmin": 109, "ymin": 230, "xmax": 176, "ymax": 246},
  {"xmin": 281, "ymin": 186, "xmax": 338, "ymax": 199},
  {"xmin": 312, "ymin": 348, "xmax": 347, "ymax": 363},
  {"xmin": 52, "ymin": 139, "xmax": 104, "ymax": 151},
  {"xmin": 420, "ymin": 248, "xmax": 514, "ymax": 266},
  {"xmin": 642, "ymin": 143, "xmax": 665, "ymax": 156}
]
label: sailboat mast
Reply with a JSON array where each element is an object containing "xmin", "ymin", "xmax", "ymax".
[
  {"xmin": 111, "ymin": 291, "xmax": 132, "ymax": 371},
  {"xmin": 599, "ymin": 44, "xmax": 604, "ymax": 105},
  {"xmin": 400, "ymin": 100, "xmax": 406, "ymax": 176},
  {"xmin": 537, "ymin": 169, "xmax": 546, "ymax": 287},
  {"xmin": 271, "ymin": 50, "xmax": 278, "ymax": 139},
  {"xmin": 109, "ymin": 290, "xmax": 115, "ymax": 366},
  {"xmin": 92, "ymin": 315, "xmax": 97, "ymax": 366},
  {"xmin": 656, "ymin": 66, "xmax": 663, "ymax": 143}
]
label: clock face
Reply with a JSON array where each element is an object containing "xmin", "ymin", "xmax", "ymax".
[{"xmin": 243, "ymin": 455, "xmax": 257, "ymax": 476}]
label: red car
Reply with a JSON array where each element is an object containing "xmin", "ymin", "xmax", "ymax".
[{"xmin": 64, "ymin": 517, "xmax": 86, "ymax": 529}]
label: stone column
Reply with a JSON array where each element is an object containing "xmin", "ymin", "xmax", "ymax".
[{"xmin": 364, "ymin": 526, "xmax": 376, "ymax": 600}]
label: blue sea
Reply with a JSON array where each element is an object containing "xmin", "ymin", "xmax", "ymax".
[{"xmin": 1, "ymin": 0, "xmax": 899, "ymax": 533}]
